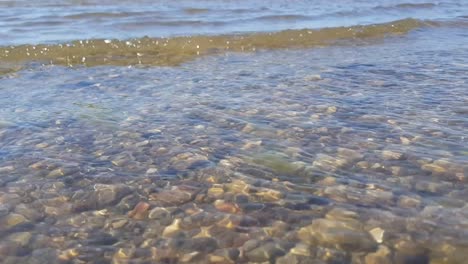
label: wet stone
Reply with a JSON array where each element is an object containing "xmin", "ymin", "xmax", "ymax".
[
  {"xmin": 46, "ymin": 166, "xmax": 79, "ymax": 178},
  {"xmin": 337, "ymin": 147, "xmax": 364, "ymax": 162},
  {"xmin": 369, "ymin": 227, "xmax": 385, "ymax": 244},
  {"xmin": 297, "ymin": 218, "xmax": 377, "ymax": 252},
  {"xmin": 170, "ymin": 152, "xmax": 211, "ymax": 170},
  {"xmin": 71, "ymin": 184, "xmax": 132, "ymax": 212},
  {"xmin": 312, "ymin": 154, "xmax": 349, "ymax": 172},
  {"xmin": 244, "ymin": 241, "xmax": 290, "ymax": 263},
  {"xmin": 365, "ymin": 245, "xmax": 391, "ymax": 264},
  {"xmin": 421, "ymin": 163, "xmax": 446, "ymax": 174},
  {"xmin": 2, "ymin": 213, "xmax": 29, "ymax": 229},
  {"xmin": 210, "ymin": 248, "xmax": 240, "ymax": 263},
  {"xmin": 398, "ymin": 195, "xmax": 421, "ymax": 208},
  {"xmin": 326, "ymin": 208, "xmax": 359, "ymax": 220},
  {"xmin": 7, "ymin": 232, "xmax": 32, "ymax": 247},
  {"xmin": 148, "ymin": 207, "xmax": 173, "ymax": 225},
  {"xmin": 393, "ymin": 240, "xmax": 429, "ymax": 264},
  {"xmin": 381, "ymin": 150, "xmax": 406, "ymax": 161},
  {"xmin": 316, "ymin": 247, "xmax": 350, "ymax": 264},
  {"xmin": 108, "ymin": 218, "xmax": 128, "ymax": 229},
  {"xmin": 150, "ymin": 185, "xmax": 200, "ymax": 206},
  {"xmin": 27, "ymin": 248, "xmax": 59, "ymax": 264},
  {"xmin": 128, "ymin": 201, "xmax": 150, "ymax": 219},
  {"xmin": 414, "ymin": 181, "xmax": 452, "ymax": 194}
]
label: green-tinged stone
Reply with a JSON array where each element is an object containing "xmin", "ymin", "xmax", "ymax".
[
  {"xmin": 250, "ymin": 152, "xmax": 304, "ymax": 175},
  {"xmin": 4, "ymin": 213, "xmax": 28, "ymax": 228}
]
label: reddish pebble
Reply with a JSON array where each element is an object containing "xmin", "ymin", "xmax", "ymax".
[{"xmin": 128, "ymin": 201, "xmax": 150, "ymax": 219}]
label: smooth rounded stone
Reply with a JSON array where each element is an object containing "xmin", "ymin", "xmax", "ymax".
[
  {"xmin": 253, "ymin": 188, "xmax": 285, "ymax": 202},
  {"xmin": 326, "ymin": 106, "xmax": 337, "ymax": 114},
  {"xmin": 146, "ymin": 167, "xmax": 158, "ymax": 175},
  {"xmin": 244, "ymin": 241, "xmax": 290, "ymax": 263},
  {"xmin": 207, "ymin": 185, "xmax": 225, "ymax": 199},
  {"xmin": 365, "ymin": 189, "xmax": 394, "ymax": 205},
  {"xmin": 128, "ymin": 201, "xmax": 150, "ymax": 220},
  {"xmin": 14, "ymin": 203, "xmax": 44, "ymax": 222},
  {"xmin": 0, "ymin": 193, "xmax": 22, "ymax": 207},
  {"xmin": 214, "ymin": 200, "xmax": 241, "ymax": 214},
  {"xmin": 391, "ymin": 166, "xmax": 408, "ymax": 177},
  {"xmin": 242, "ymin": 140, "xmax": 262, "ymax": 150},
  {"xmin": 364, "ymin": 245, "xmax": 391, "ymax": 264},
  {"xmin": 398, "ymin": 195, "xmax": 422, "ymax": 208},
  {"xmin": 0, "ymin": 165, "xmax": 15, "ymax": 173},
  {"xmin": 71, "ymin": 184, "xmax": 132, "ymax": 212},
  {"xmin": 46, "ymin": 166, "xmax": 79, "ymax": 178},
  {"xmin": 7, "ymin": 232, "xmax": 32, "ymax": 247},
  {"xmin": 241, "ymin": 123, "xmax": 256, "ymax": 133},
  {"xmin": 2, "ymin": 213, "xmax": 29, "ymax": 229},
  {"xmin": 210, "ymin": 248, "xmax": 240, "ymax": 263},
  {"xmin": 181, "ymin": 211, "xmax": 222, "ymax": 229},
  {"xmin": 262, "ymin": 221, "xmax": 289, "ymax": 237},
  {"xmin": 148, "ymin": 207, "xmax": 173, "ymax": 225},
  {"xmin": 400, "ymin": 137, "xmax": 411, "ymax": 145},
  {"xmin": 326, "ymin": 208, "xmax": 359, "ymax": 221},
  {"xmin": 381, "ymin": 150, "xmax": 406, "ymax": 161},
  {"xmin": 150, "ymin": 185, "xmax": 200, "ymax": 206},
  {"xmin": 421, "ymin": 163, "xmax": 446, "ymax": 174},
  {"xmin": 356, "ymin": 161, "xmax": 370, "ymax": 169},
  {"xmin": 170, "ymin": 152, "xmax": 210, "ymax": 170},
  {"xmin": 337, "ymin": 147, "xmax": 364, "ymax": 162},
  {"xmin": 317, "ymin": 176, "xmax": 338, "ymax": 186},
  {"xmin": 414, "ymin": 181, "xmax": 452, "ymax": 194},
  {"xmin": 107, "ymin": 218, "xmax": 128, "ymax": 229},
  {"xmin": 290, "ymin": 243, "xmax": 313, "ymax": 257},
  {"xmin": 115, "ymin": 193, "xmax": 141, "ymax": 212},
  {"xmin": 312, "ymin": 154, "xmax": 349, "ymax": 172},
  {"xmin": 297, "ymin": 218, "xmax": 377, "ymax": 252}
]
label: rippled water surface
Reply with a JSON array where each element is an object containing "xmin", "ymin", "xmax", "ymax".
[{"xmin": 0, "ymin": 0, "xmax": 467, "ymax": 263}]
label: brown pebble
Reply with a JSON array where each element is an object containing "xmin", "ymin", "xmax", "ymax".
[
  {"xmin": 128, "ymin": 201, "xmax": 150, "ymax": 219},
  {"xmin": 214, "ymin": 200, "xmax": 240, "ymax": 214}
]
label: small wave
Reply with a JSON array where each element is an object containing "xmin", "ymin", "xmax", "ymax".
[
  {"xmin": 375, "ymin": 2, "xmax": 436, "ymax": 11},
  {"xmin": 118, "ymin": 20, "xmax": 227, "ymax": 29},
  {"xmin": 183, "ymin": 8, "xmax": 210, "ymax": 14},
  {"xmin": 254, "ymin": 14, "xmax": 312, "ymax": 21},
  {"xmin": 63, "ymin": 12, "xmax": 139, "ymax": 19},
  {"xmin": 0, "ymin": 18, "xmax": 430, "ymax": 74}
]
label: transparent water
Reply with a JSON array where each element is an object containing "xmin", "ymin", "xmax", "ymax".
[{"xmin": 0, "ymin": 1, "xmax": 467, "ymax": 263}]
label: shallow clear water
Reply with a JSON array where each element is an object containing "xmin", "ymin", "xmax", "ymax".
[{"xmin": 0, "ymin": 1, "xmax": 467, "ymax": 263}]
